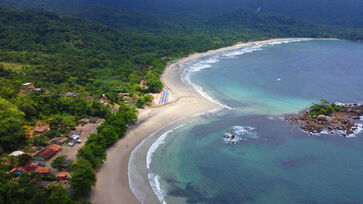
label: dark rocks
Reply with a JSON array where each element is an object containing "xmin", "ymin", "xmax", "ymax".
[
  {"xmin": 286, "ymin": 103, "xmax": 363, "ymax": 137},
  {"xmin": 317, "ymin": 115, "xmax": 327, "ymax": 121}
]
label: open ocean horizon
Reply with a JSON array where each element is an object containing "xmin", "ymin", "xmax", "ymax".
[{"xmin": 131, "ymin": 39, "xmax": 363, "ymax": 204}]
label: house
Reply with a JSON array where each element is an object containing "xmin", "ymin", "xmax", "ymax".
[
  {"xmin": 160, "ymin": 56, "xmax": 168, "ymax": 60},
  {"xmin": 35, "ymin": 168, "xmax": 50, "ymax": 174},
  {"xmin": 9, "ymin": 164, "xmax": 38, "ymax": 176},
  {"xmin": 34, "ymin": 144, "xmax": 62, "ymax": 161},
  {"xmin": 50, "ymin": 137, "xmax": 68, "ymax": 145},
  {"xmin": 58, "ymin": 172, "xmax": 68, "ymax": 180},
  {"xmin": 22, "ymin": 82, "xmax": 35, "ymax": 89},
  {"xmin": 79, "ymin": 118, "xmax": 90, "ymax": 125},
  {"xmin": 33, "ymin": 126, "xmax": 49, "ymax": 134},
  {"xmin": 33, "ymin": 88, "xmax": 42, "ymax": 92},
  {"xmin": 9, "ymin": 150, "xmax": 25, "ymax": 157}
]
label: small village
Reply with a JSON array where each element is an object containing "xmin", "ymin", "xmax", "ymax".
[
  {"xmin": 4, "ymin": 79, "xmax": 170, "ymax": 188},
  {"xmin": 8, "ymin": 116, "xmax": 103, "ymax": 187}
]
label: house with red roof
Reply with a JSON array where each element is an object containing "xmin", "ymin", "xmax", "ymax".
[
  {"xmin": 9, "ymin": 163, "xmax": 38, "ymax": 176},
  {"xmin": 34, "ymin": 144, "xmax": 62, "ymax": 161},
  {"xmin": 35, "ymin": 168, "xmax": 50, "ymax": 174}
]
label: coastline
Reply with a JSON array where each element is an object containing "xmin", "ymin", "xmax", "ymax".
[{"xmin": 91, "ymin": 38, "xmax": 318, "ymax": 204}]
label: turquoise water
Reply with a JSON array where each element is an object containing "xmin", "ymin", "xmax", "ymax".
[{"xmin": 149, "ymin": 40, "xmax": 363, "ymax": 203}]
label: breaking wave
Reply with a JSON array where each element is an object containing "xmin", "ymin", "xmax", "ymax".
[
  {"xmin": 223, "ymin": 126, "xmax": 258, "ymax": 144},
  {"xmin": 146, "ymin": 124, "xmax": 186, "ymax": 204}
]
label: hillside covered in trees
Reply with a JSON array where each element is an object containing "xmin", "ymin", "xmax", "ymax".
[{"xmin": 5, "ymin": 0, "xmax": 361, "ymax": 28}]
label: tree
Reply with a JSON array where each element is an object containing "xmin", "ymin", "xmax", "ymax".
[
  {"xmin": 69, "ymin": 158, "xmax": 96, "ymax": 198},
  {"xmin": 143, "ymin": 94, "xmax": 153, "ymax": 103},
  {"xmin": 0, "ymin": 98, "xmax": 26, "ymax": 152},
  {"xmin": 135, "ymin": 97, "xmax": 145, "ymax": 108},
  {"xmin": 17, "ymin": 154, "xmax": 33, "ymax": 166},
  {"xmin": 45, "ymin": 185, "xmax": 72, "ymax": 204},
  {"xmin": 51, "ymin": 156, "xmax": 67, "ymax": 170},
  {"xmin": 50, "ymin": 115, "xmax": 77, "ymax": 130},
  {"xmin": 146, "ymin": 74, "xmax": 163, "ymax": 93}
]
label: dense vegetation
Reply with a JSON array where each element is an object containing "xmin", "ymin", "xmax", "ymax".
[
  {"xmin": 0, "ymin": 0, "xmax": 362, "ymax": 203},
  {"xmin": 309, "ymin": 100, "xmax": 344, "ymax": 116}
]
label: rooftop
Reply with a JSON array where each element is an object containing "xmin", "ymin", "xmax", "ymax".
[
  {"xmin": 9, "ymin": 150, "xmax": 24, "ymax": 157},
  {"xmin": 35, "ymin": 168, "xmax": 50, "ymax": 174},
  {"xmin": 34, "ymin": 144, "xmax": 62, "ymax": 160}
]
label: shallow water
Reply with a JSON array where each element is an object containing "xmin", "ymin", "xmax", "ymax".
[{"xmin": 146, "ymin": 40, "xmax": 363, "ymax": 203}]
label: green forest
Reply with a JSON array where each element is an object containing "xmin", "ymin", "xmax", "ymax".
[{"xmin": 0, "ymin": 1, "xmax": 363, "ymax": 203}]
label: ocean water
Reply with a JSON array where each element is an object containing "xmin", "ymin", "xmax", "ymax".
[{"xmin": 144, "ymin": 40, "xmax": 363, "ymax": 203}]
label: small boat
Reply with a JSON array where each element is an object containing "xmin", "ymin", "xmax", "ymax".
[{"xmin": 276, "ymin": 78, "xmax": 281, "ymax": 82}]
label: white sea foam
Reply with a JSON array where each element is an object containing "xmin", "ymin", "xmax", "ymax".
[
  {"xmin": 145, "ymin": 124, "xmax": 186, "ymax": 204},
  {"xmin": 183, "ymin": 61, "xmax": 233, "ymax": 110},
  {"xmin": 224, "ymin": 125, "xmax": 258, "ymax": 143},
  {"xmin": 222, "ymin": 39, "xmax": 307, "ymax": 58},
  {"xmin": 148, "ymin": 173, "xmax": 167, "ymax": 204},
  {"xmin": 129, "ymin": 119, "xmax": 185, "ymax": 204},
  {"xmin": 303, "ymin": 122, "xmax": 363, "ymax": 138},
  {"xmin": 147, "ymin": 124, "xmax": 185, "ymax": 169}
]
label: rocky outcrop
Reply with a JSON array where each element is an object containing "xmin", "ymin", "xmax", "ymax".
[{"xmin": 286, "ymin": 103, "xmax": 363, "ymax": 136}]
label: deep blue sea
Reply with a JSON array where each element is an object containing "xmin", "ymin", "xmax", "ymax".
[{"xmin": 147, "ymin": 40, "xmax": 363, "ymax": 204}]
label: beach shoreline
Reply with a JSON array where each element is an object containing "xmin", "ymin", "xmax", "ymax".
[{"xmin": 91, "ymin": 38, "xmax": 319, "ymax": 204}]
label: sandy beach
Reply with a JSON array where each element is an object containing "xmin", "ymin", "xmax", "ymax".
[{"xmin": 91, "ymin": 38, "xmax": 314, "ymax": 204}]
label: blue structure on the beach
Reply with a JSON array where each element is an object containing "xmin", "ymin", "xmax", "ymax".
[
  {"xmin": 163, "ymin": 89, "xmax": 168, "ymax": 103},
  {"xmin": 160, "ymin": 88, "xmax": 168, "ymax": 104}
]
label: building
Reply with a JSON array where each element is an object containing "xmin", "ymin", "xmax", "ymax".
[
  {"xmin": 9, "ymin": 164, "xmax": 38, "ymax": 176},
  {"xmin": 9, "ymin": 150, "xmax": 25, "ymax": 157},
  {"xmin": 35, "ymin": 168, "xmax": 50, "ymax": 174},
  {"xmin": 79, "ymin": 118, "xmax": 90, "ymax": 125},
  {"xmin": 22, "ymin": 82, "xmax": 35, "ymax": 89},
  {"xmin": 34, "ymin": 144, "xmax": 62, "ymax": 161},
  {"xmin": 50, "ymin": 137, "xmax": 68, "ymax": 145},
  {"xmin": 58, "ymin": 172, "xmax": 68, "ymax": 180},
  {"xmin": 67, "ymin": 130, "xmax": 80, "ymax": 139},
  {"xmin": 33, "ymin": 126, "xmax": 49, "ymax": 134}
]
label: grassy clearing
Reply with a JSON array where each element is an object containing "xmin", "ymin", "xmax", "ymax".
[{"xmin": 0, "ymin": 61, "xmax": 27, "ymax": 70}]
